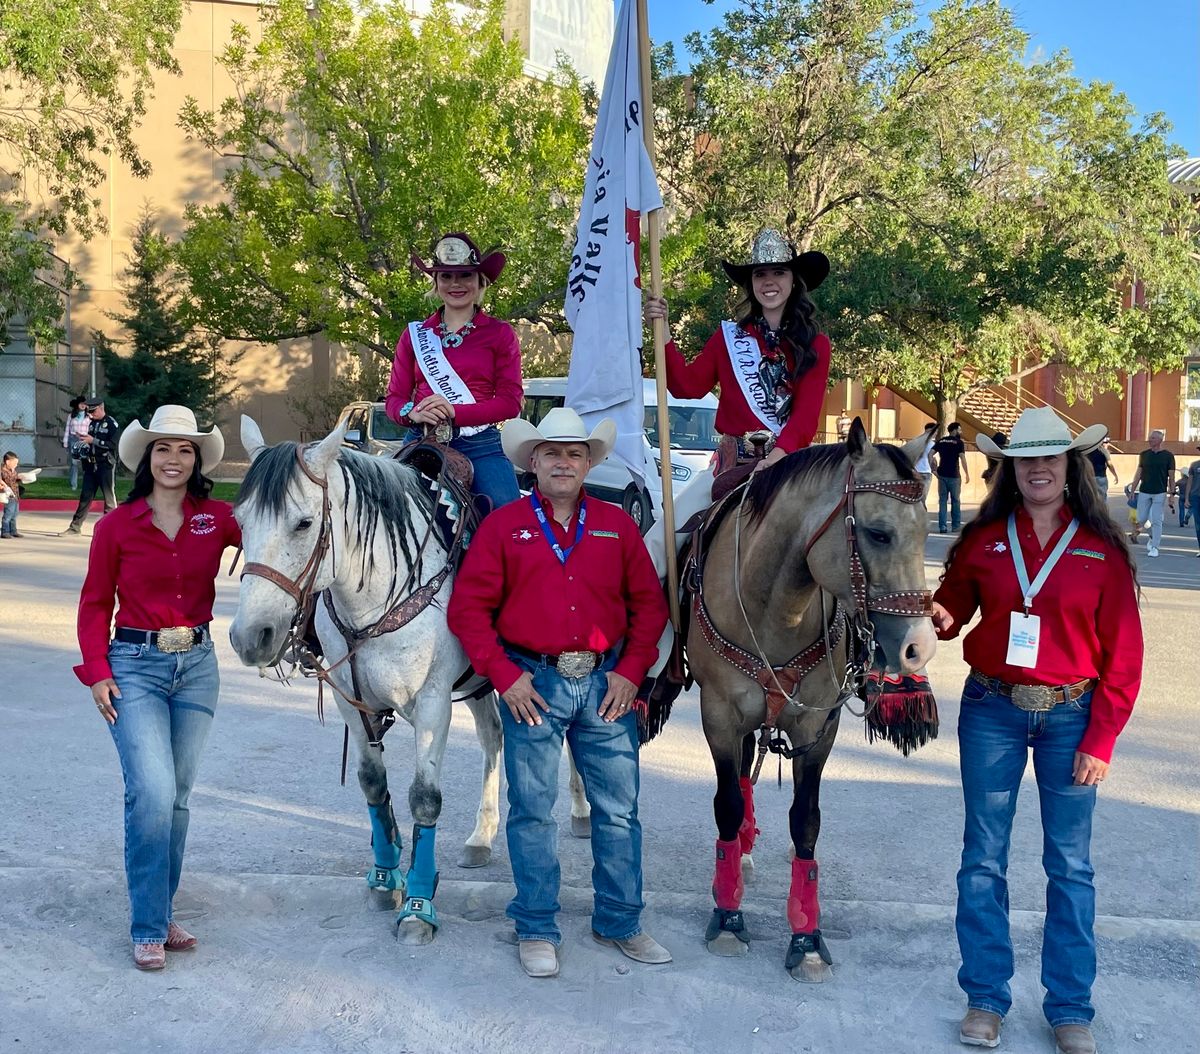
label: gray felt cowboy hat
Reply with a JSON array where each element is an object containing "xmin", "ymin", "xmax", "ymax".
[
  {"xmin": 502, "ymin": 407, "xmax": 616, "ymax": 467},
  {"xmin": 411, "ymin": 232, "xmax": 506, "ymax": 283},
  {"xmin": 118, "ymin": 405, "xmax": 225, "ymax": 472},
  {"xmin": 976, "ymin": 407, "xmax": 1106, "ymax": 459},
  {"xmin": 722, "ymin": 228, "xmax": 830, "ymax": 292}
]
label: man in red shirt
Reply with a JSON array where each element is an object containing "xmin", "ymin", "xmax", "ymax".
[{"xmin": 448, "ymin": 407, "xmax": 670, "ymax": 979}]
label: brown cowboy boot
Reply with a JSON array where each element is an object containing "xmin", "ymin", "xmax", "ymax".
[
  {"xmin": 1053, "ymin": 1025, "xmax": 1096, "ymax": 1054},
  {"xmin": 959, "ymin": 1008, "xmax": 1001, "ymax": 1047}
]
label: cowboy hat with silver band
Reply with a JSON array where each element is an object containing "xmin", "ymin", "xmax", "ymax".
[
  {"xmin": 501, "ymin": 407, "xmax": 616, "ymax": 468},
  {"xmin": 976, "ymin": 407, "xmax": 1106, "ymax": 459},
  {"xmin": 118, "ymin": 405, "xmax": 225, "ymax": 472},
  {"xmin": 411, "ymin": 232, "xmax": 506, "ymax": 283},
  {"xmin": 722, "ymin": 228, "xmax": 830, "ymax": 292}
]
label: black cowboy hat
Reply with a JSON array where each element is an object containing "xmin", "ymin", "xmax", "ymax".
[
  {"xmin": 722, "ymin": 229, "xmax": 829, "ymax": 292},
  {"xmin": 411, "ymin": 232, "xmax": 506, "ymax": 283}
]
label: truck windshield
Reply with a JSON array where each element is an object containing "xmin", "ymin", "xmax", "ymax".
[{"xmin": 644, "ymin": 406, "xmax": 720, "ymax": 451}]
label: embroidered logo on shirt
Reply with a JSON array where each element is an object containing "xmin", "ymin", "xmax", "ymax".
[
  {"xmin": 189, "ymin": 513, "xmax": 217, "ymax": 536},
  {"xmin": 1067, "ymin": 547, "xmax": 1105, "ymax": 560},
  {"xmin": 986, "ymin": 541, "xmax": 1008, "ymax": 554},
  {"xmin": 512, "ymin": 527, "xmax": 540, "ymax": 543},
  {"xmin": 588, "ymin": 529, "xmax": 620, "ymax": 539}
]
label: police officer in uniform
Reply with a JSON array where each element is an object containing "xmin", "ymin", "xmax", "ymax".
[{"xmin": 64, "ymin": 397, "xmax": 119, "ymax": 535}]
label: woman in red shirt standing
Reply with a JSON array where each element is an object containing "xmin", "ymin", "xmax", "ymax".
[
  {"xmin": 75, "ymin": 405, "xmax": 240, "ymax": 970},
  {"xmin": 385, "ymin": 232, "xmax": 523, "ymax": 513},
  {"xmin": 931, "ymin": 408, "xmax": 1143, "ymax": 1054}
]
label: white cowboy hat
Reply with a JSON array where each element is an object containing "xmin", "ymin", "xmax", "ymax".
[
  {"xmin": 501, "ymin": 407, "xmax": 616, "ymax": 467},
  {"xmin": 977, "ymin": 407, "xmax": 1106, "ymax": 459},
  {"xmin": 118, "ymin": 405, "xmax": 225, "ymax": 472}
]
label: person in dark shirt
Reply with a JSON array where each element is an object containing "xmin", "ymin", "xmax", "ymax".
[
  {"xmin": 1086, "ymin": 438, "xmax": 1119, "ymax": 498},
  {"xmin": 63, "ymin": 397, "xmax": 120, "ymax": 535},
  {"xmin": 1128, "ymin": 430, "xmax": 1175, "ymax": 557},
  {"xmin": 932, "ymin": 422, "xmax": 971, "ymax": 532}
]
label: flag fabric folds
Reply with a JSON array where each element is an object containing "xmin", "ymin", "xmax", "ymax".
[{"xmin": 565, "ymin": 0, "xmax": 662, "ymax": 483}]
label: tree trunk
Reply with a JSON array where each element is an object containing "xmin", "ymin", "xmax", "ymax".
[{"xmin": 936, "ymin": 395, "xmax": 958, "ymax": 436}]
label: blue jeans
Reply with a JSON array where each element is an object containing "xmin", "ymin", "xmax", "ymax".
[
  {"xmin": 499, "ymin": 650, "xmax": 643, "ymax": 945},
  {"xmin": 1190, "ymin": 495, "xmax": 1200, "ymax": 548},
  {"xmin": 956, "ymin": 676, "xmax": 1097, "ymax": 1028},
  {"xmin": 938, "ymin": 475, "xmax": 962, "ymax": 532},
  {"xmin": 407, "ymin": 426, "xmax": 519, "ymax": 515},
  {"xmin": 1, "ymin": 496, "xmax": 16, "ymax": 535},
  {"xmin": 107, "ymin": 638, "xmax": 219, "ymax": 944}
]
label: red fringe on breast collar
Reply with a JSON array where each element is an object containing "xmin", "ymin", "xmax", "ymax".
[{"xmin": 863, "ymin": 668, "xmax": 939, "ymax": 757}]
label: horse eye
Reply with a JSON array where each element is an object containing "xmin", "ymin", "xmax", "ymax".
[
  {"xmin": 866, "ymin": 528, "xmax": 891, "ymax": 546},
  {"xmin": 295, "ymin": 518, "xmax": 314, "ymax": 532}
]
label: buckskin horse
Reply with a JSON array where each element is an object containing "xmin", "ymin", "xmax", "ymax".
[
  {"xmin": 228, "ymin": 417, "xmax": 506, "ymax": 945},
  {"xmin": 686, "ymin": 421, "xmax": 937, "ymax": 980}
]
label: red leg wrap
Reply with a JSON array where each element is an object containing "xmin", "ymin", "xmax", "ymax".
[
  {"xmin": 712, "ymin": 838, "xmax": 744, "ymax": 910},
  {"xmin": 738, "ymin": 776, "xmax": 759, "ymax": 856},
  {"xmin": 787, "ymin": 857, "xmax": 820, "ymax": 933}
]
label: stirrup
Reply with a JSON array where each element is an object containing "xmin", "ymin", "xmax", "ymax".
[
  {"xmin": 785, "ymin": 929, "xmax": 832, "ymax": 968},
  {"xmin": 395, "ymin": 896, "xmax": 439, "ymax": 932},
  {"xmin": 366, "ymin": 864, "xmax": 405, "ymax": 893},
  {"xmin": 704, "ymin": 908, "xmax": 749, "ymax": 944}
]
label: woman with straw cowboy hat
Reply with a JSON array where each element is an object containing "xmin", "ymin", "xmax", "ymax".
[
  {"xmin": 930, "ymin": 408, "xmax": 1143, "ymax": 1054},
  {"xmin": 75, "ymin": 405, "xmax": 240, "ymax": 970},
  {"xmin": 384, "ymin": 231, "xmax": 523, "ymax": 514}
]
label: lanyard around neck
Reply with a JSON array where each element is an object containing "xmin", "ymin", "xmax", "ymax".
[
  {"xmin": 1006, "ymin": 512, "xmax": 1079, "ymax": 615},
  {"xmin": 530, "ymin": 493, "xmax": 586, "ymax": 565}
]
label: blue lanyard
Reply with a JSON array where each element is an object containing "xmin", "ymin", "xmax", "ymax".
[
  {"xmin": 1006, "ymin": 512, "xmax": 1079, "ymax": 615},
  {"xmin": 530, "ymin": 493, "xmax": 586, "ymax": 565}
]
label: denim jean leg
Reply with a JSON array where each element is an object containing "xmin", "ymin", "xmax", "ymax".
[
  {"xmin": 499, "ymin": 660, "xmax": 570, "ymax": 944},
  {"xmin": 453, "ymin": 429, "xmax": 520, "ymax": 515},
  {"xmin": 938, "ymin": 478, "xmax": 950, "ymax": 532},
  {"xmin": 566, "ymin": 662, "xmax": 644, "ymax": 940},
  {"xmin": 948, "ymin": 476, "xmax": 962, "ymax": 530},
  {"xmin": 108, "ymin": 644, "xmax": 179, "ymax": 944},
  {"xmin": 1032, "ymin": 697, "xmax": 1097, "ymax": 1028},
  {"xmin": 1, "ymin": 499, "xmax": 16, "ymax": 534},
  {"xmin": 956, "ymin": 684, "xmax": 1031, "ymax": 1017},
  {"xmin": 165, "ymin": 645, "xmax": 219, "ymax": 908},
  {"xmin": 1191, "ymin": 496, "xmax": 1200, "ymax": 549}
]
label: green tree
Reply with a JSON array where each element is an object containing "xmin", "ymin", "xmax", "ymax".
[
  {"xmin": 176, "ymin": 0, "xmax": 592, "ymax": 359},
  {"xmin": 95, "ymin": 212, "xmax": 240, "ymax": 430}
]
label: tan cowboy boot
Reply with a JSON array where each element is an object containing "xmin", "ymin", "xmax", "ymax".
[
  {"xmin": 1054, "ymin": 1025, "xmax": 1096, "ymax": 1054},
  {"xmin": 959, "ymin": 1008, "xmax": 1001, "ymax": 1047},
  {"xmin": 165, "ymin": 921, "xmax": 198, "ymax": 951},
  {"xmin": 592, "ymin": 931, "xmax": 672, "ymax": 964},
  {"xmin": 518, "ymin": 939, "xmax": 559, "ymax": 978},
  {"xmin": 133, "ymin": 942, "xmax": 166, "ymax": 970}
]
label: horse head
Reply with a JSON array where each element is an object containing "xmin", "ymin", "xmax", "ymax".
[{"xmin": 229, "ymin": 416, "xmax": 346, "ymax": 667}]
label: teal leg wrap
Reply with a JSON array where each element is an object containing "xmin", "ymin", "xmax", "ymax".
[
  {"xmin": 395, "ymin": 823, "xmax": 439, "ymax": 931},
  {"xmin": 366, "ymin": 797, "xmax": 404, "ymax": 892}
]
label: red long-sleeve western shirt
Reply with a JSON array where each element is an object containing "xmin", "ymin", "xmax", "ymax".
[
  {"xmin": 75, "ymin": 497, "xmax": 241, "ymax": 685},
  {"xmin": 933, "ymin": 506, "xmax": 1143, "ymax": 762},
  {"xmin": 664, "ymin": 325, "xmax": 832, "ymax": 453},
  {"xmin": 384, "ymin": 311, "xmax": 523, "ymax": 430},
  {"xmin": 447, "ymin": 491, "xmax": 668, "ymax": 695}
]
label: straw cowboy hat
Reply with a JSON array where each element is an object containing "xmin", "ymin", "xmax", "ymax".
[
  {"xmin": 722, "ymin": 228, "xmax": 829, "ymax": 292},
  {"xmin": 118, "ymin": 405, "xmax": 225, "ymax": 472},
  {"xmin": 976, "ymin": 407, "xmax": 1106, "ymax": 459},
  {"xmin": 502, "ymin": 407, "xmax": 616, "ymax": 467},
  {"xmin": 411, "ymin": 232, "xmax": 506, "ymax": 283}
]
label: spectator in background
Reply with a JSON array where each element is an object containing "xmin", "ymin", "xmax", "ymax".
[
  {"xmin": 981, "ymin": 431, "xmax": 1008, "ymax": 486},
  {"xmin": 1086, "ymin": 438, "xmax": 1119, "ymax": 498},
  {"xmin": 63, "ymin": 396, "xmax": 90, "ymax": 491},
  {"xmin": 1177, "ymin": 468, "xmax": 1191, "ymax": 528},
  {"xmin": 1128, "ymin": 430, "xmax": 1175, "ymax": 558},
  {"xmin": 1184, "ymin": 444, "xmax": 1200, "ymax": 556},
  {"xmin": 1, "ymin": 451, "xmax": 22, "ymax": 538},
  {"xmin": 931, "ymin": 422, "xmax": 971, "ymax": 533},
  {"xmin": 836, "ymin": 411, "xmax": 852, "ymax": 440},
  {"xmin": 912, "ymin": 422, "xmax": 937, "ymax": 494},
  {"xmin": 63, "ymin": 397, "xmax": 119, "ymax": 536}
]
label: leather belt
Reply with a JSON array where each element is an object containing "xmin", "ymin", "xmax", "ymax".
[
  {"xmin": 115, "ymin": 624, "xmax": 210, "ymax": 653},
  {"xmin": 505, "ymin": 642, "xmax": 617, "ymax": 679},
  {"xmin": 969, "ymin": 669, "xmax": 1097, "ymax": 712}
]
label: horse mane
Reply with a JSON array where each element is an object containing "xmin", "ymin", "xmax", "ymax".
[
  {"xmin": 746, "ymin": 442, "xmax": 918, "ymax": 522},
  {"xmin": 236, "ymin": 441, "xmax": 436, "ymax": 602}
]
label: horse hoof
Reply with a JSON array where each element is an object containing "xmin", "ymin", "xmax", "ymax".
[
  {"xmin": 570, "ymin": 814, "xmax": 592, "ymax": 839},
  {"xmin": 788, "ymin": 952, "xmax": 832, "ymax": 984},
  {"xmin": 367, "ymin": 886, "xmax": 401, "ymax": 911},
  {"xmin": 706, "ymin": 929, "xmax": 750, "ymax": 957},
  {"xmin": 741, "ymin": 853, "xmax": 754, "ymax": 879},
  {"xmin": 458, "ymin": 845, "xmax": 492, "ymax": 868},
  {"xmin": 396, "ymin": 918, "xmax": 436, "ymax": 946}
]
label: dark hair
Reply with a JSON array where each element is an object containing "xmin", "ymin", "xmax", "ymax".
[
  {"xmin": 735, "ymin": 271, "xmax": 820, "ymax": 381},
  {"xmin": 944, "ymin": 451, "xmax": 1137, "ymax": 585},
  {"xmin": 990, "ymin": 431, "xmax": 1008, "ymax": 448},
  {"xmin": 3, "ymin": 451, "xmax": 16, "ymax": 462},
  {"xmin": 69, "ymin": 396, "xmax": 85, "ymax": 412},
  {"xmin": 947, "ymin": 422, "xmax": 961, "ymax": 434},
  {"xmin": 123, "ymin": 440, "xmax": 214, "ymax": 504}
]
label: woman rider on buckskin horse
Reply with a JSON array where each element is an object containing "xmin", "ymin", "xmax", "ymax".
[{"xmin": 385, "ymin": 232, "xmax": 523, "ymax": 515}]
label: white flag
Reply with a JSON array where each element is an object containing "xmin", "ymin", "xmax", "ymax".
[{"xmin": 565, "ymin": 0, "xmax": 661, "ymax": 484}]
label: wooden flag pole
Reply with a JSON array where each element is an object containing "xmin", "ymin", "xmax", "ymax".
[{"xmin": 635, "ymin": 0, "xmax": 681, "ymax": 632}]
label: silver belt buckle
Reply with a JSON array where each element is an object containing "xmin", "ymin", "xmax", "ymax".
[
  {"xmin": 156, "ymin": 626, "xmax": 196, "ymax": 653},
  {"xmin": 555, "ymin": 651, "xmax": 597, "ymax": 678},
  {"xmin": 433, "ymin": 422, "xmax": 453, "ymax": 444},
  {"xmin": 1010, "ymin": 684, "xmax": 1057, "ymax": 711}
]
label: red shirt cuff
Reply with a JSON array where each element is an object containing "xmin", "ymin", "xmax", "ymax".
[
  {"xmin": 1076, "ymin": 726, "xmax": 1116, "ymax": 764},
  {"xmin": 614, "ymin": 655, "xmax": 650, "ymax": 687},
  {"xmin": 487, "ymin": 657, "xmax": 524, "ymax": 696},
  {"xmin": 74, "ymin": 659, "xmax": 113, "ymax": 686}
]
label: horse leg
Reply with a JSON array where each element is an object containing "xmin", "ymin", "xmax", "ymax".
[
  {"xmin": 395, "ymin": 689, "xmax": 451, "ymax": 946},
  {"xmin": 567, "ymin": 742, "xmax": 592, "ymax": 839},
  {"xmin": 705, "ymin": 743, "xmax": 750, "ymax": 957},
  {"xmin": 459, "ymin": 691, "xmax": 502, "ymax": 868},
  {"xmin": 354, "ymin": 723, "xmax": 405, "ymax": 906},
  {"xmin": 785, "ymin": 737, "xmax": 836, "ymax": 983},
  {"xmin": 737, "ymin": 731, "xmax": 759, "ymax": 876}
]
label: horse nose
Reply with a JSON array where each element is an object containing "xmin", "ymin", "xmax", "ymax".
[
  {"xmin": 255, "ymin": 625, "xmax": 276, "ymax": 659},
  {"xmin": 899, "ymin": 620, "xmax": 937, "ymax": 673}
]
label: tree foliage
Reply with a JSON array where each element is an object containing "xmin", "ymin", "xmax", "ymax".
[
  {"xmin": 176, "ymin": 0, "xmax": 592, "ymax": 359},
  {"xmin": 95, "ymin": 212, "xmax": 240, "ymax": 430}
]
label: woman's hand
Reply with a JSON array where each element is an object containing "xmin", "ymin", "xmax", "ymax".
[
  {"xmin": 1073, "ymin": 751, "xmax": 1109, "ymax": 786},
  {"xmin": 752, "ymin": 447, "xmax": 787, "ymax": 473},
  {"xmin": 643, "ymin": 296, "xmax": 671, "ymax": 336},
  {"xmin": 91, "ymin": 679, "xmax": 121, "ymax": 725},
  {"xmin": 930, "ymin": 600, "xmax": 955, "ymax": 634},
  {"xmin": 410, "ymin": 395, "xmax": 455, "ymax": 425}
]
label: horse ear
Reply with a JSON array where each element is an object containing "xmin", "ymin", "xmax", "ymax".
[
  {"xmin": 306, "ymin": 420, "xmax": 347, "ymax": 477},
  {"xmin": 900, "ymin": 432, "xmax": 928, "ymax": 467},
  {"xmin": 241, "ymin": 416, "xmax": 267, "ymax": 462},
  {"xmin": 846, "ymin": 417, "xmax": 869, "ymax": 460}
]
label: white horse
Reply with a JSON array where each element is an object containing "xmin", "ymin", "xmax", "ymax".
[{"xmin": 229, "ymin": 417, "xmax": 513, "ymax": 944}]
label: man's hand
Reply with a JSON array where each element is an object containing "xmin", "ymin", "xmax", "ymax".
[
  {"xmin": 501, "ymin": 671, "xmax": 550, "ymax": 726},
  {"xmin": 81, "ymin": 435, "xmax": 94, "ymax": 445},
  {"xmin": 597, "ymin": 671, "xmax": 637, "ymax": 722},
  {"xmin": 91, "ymin": 679, "xmax": 121, "ymax": 725},
  {"xmin": 1073, "ymin": 751, "xmax": 1109, "ymax": 787}
]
